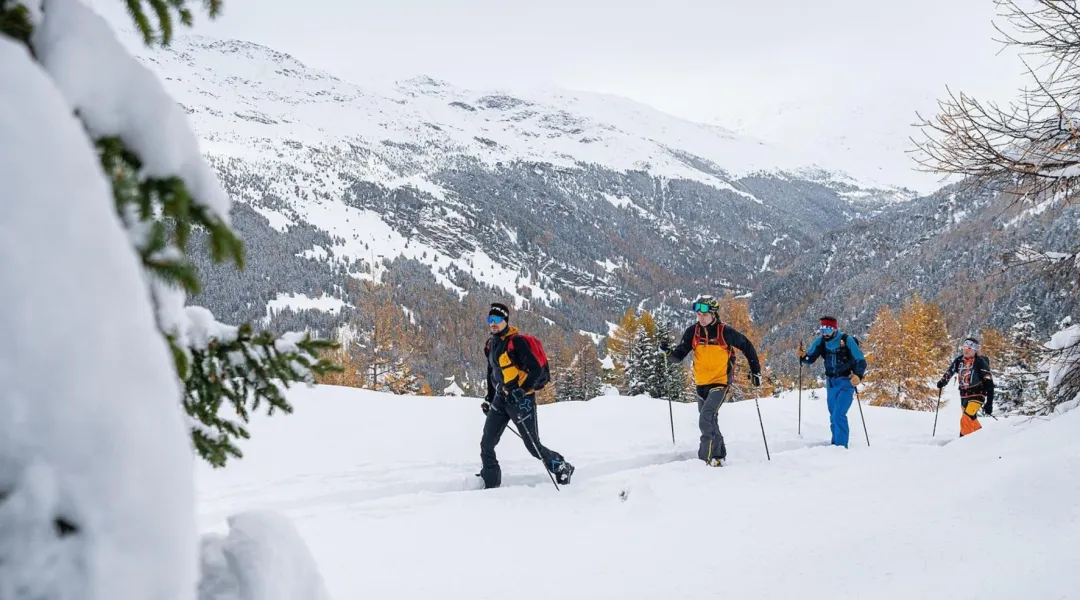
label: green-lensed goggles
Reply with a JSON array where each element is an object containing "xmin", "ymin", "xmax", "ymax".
[{"xmin": 693, "ymin": 302, "xmax": 712, "ymax": 314}]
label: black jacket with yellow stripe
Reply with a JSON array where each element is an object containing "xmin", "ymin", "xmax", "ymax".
[
  {"xmin": 941, "ymin": 354, "xmax": 995, "ymax": 404},
  {"xmin": 485, "ymin": 325, "xmax": 544, "ymax": 402},
  {"xmin": 667, "ymin": 320, "xmax": 760, "ymax": 387}
]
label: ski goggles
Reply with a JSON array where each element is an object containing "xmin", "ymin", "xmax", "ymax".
[
  {"xmin": 486, "ymin": 315, "xmax": 505, "ymax": 325},
  {"xmin": 693, "ymin": 302, "xmax": 713, "ymax": 314},
  {"xmin": 819, "ymin": 325, "xmax": 837, "ymax": 335},
  {"xmin": 962, "ymin": 340, "xmax": 980, "ymax": 351}
]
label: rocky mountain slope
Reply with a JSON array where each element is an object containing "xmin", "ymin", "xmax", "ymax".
[
  {"xmin": 128, "ymin": 32, "xmax": 912, "ymax": 320},
  {"xmin": 757, "ymin": 180, "xmax": 1080, "ymax": 373},
  {"xmin": 122, "ymin": 29, "xmax": 1074, "ymax": 388}
]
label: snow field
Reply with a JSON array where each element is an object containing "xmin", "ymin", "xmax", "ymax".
[{"xmin": 195, "ymin": 385, "xmax": 1080, "ymax": 599}]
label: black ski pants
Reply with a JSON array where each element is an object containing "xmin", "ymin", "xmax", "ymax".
[
  {"xmin": 696, "ymin": 384, "xmax": 729, "ymax": 461},
  {"xmin": 479, "ymin": 392, "xmax": 565, "ymax": 488}
]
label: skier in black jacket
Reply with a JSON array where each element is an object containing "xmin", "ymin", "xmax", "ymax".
[
  {"xmin": 477, "ymin": 302, "xmax": 574, "ymax": 489},
  {"xmin": 937, "ymin": 337, "xmax": 995, "ymax": 437}
]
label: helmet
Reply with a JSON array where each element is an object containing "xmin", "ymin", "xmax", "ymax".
[{"xmin": 692, "ymin": 295, "xmax": 719, "ymax": 315}]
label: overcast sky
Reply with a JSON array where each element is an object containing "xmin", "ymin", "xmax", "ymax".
[{"xmin": 94, "ymin": 0, "xmax": 1030, "ymax": 192}]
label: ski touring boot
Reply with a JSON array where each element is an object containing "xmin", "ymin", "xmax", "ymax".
[{"xmin": 551, "ymin": 459, "xmax": 575, "ymax": 484}]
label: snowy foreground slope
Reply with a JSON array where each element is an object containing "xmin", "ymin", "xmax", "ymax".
[{"xmin": 197, "ymin": 386, "xmax": 1080, "ymax": 599}]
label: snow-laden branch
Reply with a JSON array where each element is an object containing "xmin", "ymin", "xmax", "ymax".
[{"xmin": 32, "ymin": 0, "xmax": 230, "ymax": 221}]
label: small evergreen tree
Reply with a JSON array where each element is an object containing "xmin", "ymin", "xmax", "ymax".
[
  {"xmin": 574, "ymin": 337, "xmax": 603, "ymax": 401},
  {"xmin": 653, "ymin": 321, "xmax": 689, "ymax": 402},
  {"xmin": 997, "ymin": 304, "xmax": 1049, "ymax": 414},
  {"xmin": 606, "ymin": 308, "xmax": 639, "ymax": 390},
  {"xmin": 555, "ymin": 357, "xmax": 581, "ymax": 402}
]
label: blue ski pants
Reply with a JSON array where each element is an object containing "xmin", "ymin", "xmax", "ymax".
[{"xmin": 826, "ymin": 376, "xmax": 855, "ymax": 448}]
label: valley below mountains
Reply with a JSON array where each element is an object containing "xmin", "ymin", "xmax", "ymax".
[{"xmin": 128, "ymin": 30, "xmax": 1078, "ymax": 392}]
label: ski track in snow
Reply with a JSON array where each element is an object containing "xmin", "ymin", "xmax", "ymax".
[
  {"xmin": 193, "ymin": 385, "xmax": 1080, "ymax": 600},
  {"xmin": 198, "ymin": 389, "xmax": 972, "ymax": 527},
  {"xmin": 201, "ymin": 449, "xmax": 706, "ymax": 523}
]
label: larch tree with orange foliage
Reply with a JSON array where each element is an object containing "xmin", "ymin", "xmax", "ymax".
[
  {"xmin": 865, "ymin": 296, "xmax": 950, "ymax": 410},
  {"xmin": 864, "ymin": 305, "xmax": 904, "ymax": 408},
  {"xmin": 716, "ymin": 293, "xmax": 775, "ymax": 397},
  {"xmin": 606, "ymin": 308, "xmax": 640, "ymax": 393},
  {"xmin": 348, "ymin": 279, "xmax": 423, "ymax": 394},
  {"xmin": 978, "ymin": 328, "xmax": 1007, "ymax": 360}
]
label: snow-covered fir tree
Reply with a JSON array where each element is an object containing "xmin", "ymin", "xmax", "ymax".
[
  {"xmin": 624, "ymin": 323, "xmax": 652, "ymax": 396},
  {"xmin": 555, "ymin": 357, "xmax": 582, "ymax": 402},
  {"xmin": 556, "ymin": 336, "xmax": 603, "ymax": 402},
  {"xmin": 1, "ymin": 0, "xmax": 332, "ymax": 597},
  {"xmin": 0, "ymin": 0, "xmax": 341, "ymax": 469},
  {"xmin": 996, "ymin": 304, "xmax": 1050, "ymax": 414},
  {"xmin": 1045, "ymin": 317, "xmax": 1080, "ymax": 412},
  {"xmin": 0, "ymin": 0, "xmax": 341, "ymax": 468},
  {"xmin": 623, "ymin": 317, "xmax": 686, "ymax": 400},
  {"xmin": 652, "ymin": 321, "xmax": 689, "ymax": 402}
]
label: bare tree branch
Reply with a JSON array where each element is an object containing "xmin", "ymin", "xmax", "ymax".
[{"xmin": 910, "ymin": 0, "xmax": 1080, "ymax": 289}]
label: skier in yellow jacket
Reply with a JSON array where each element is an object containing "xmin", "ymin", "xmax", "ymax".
[{"xmin": 663, "ymin": 296, "xmax": 761, "ymax": 466}]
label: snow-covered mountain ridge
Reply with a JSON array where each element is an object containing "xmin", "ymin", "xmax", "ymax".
[
  {"xmin": 116, "ymin": 27, "xmax": 971, "ymax": 391},
  {"xmin": 104, "ymin": 23, "xmax": 1078, "ymax": 411},
  {"xmin": 133, "ymin": 33, "xmax": 914, "ymax": 206}
]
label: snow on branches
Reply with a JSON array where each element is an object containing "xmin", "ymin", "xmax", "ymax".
[{"xmin": 2, "ymin": 0, "xmax": 341, "ymax": 468}]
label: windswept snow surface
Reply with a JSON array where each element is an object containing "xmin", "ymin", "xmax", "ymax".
[{"xmin": 197, "ymin": 386, "xmax": 1080, "ymax": 599}]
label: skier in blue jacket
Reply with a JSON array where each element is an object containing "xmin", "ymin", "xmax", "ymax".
[{"xmin": 798, "ymin": 316, "xmax": 867, "ymax": 448}]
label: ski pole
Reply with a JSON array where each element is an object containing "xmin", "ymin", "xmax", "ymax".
[
  {"xmin": 668, "ymin": 396, "xmax": 676, "ymax": 445},
  {"xmin": 754, "ymin": 395, "xmax": 771, "ymax": 461},
  {"xmin": 932, "ymin": 388, "xmax": 942, "ymax": 437},
  {"xmin": 514, "ymin": 412, "xmax": 560, "ymax": 491},
  {"xmin": 506, "ymin": 423, "xmax": 522, "ymax": 439},
  {"xmin": 854, "ymin": 388, "xmax": 870, "ymax": 446},
  {"xmin": 798, "ymin": 361, "xmax": 803, "ymax": 436}
]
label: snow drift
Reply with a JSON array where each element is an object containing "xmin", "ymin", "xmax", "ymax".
[{"xmin": 198, "ymin": 510, "xmax": 332, "ymax": 600}]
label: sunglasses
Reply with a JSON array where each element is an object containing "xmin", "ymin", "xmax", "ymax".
[
  {"xmin": 486, "ymin": 315, "xmax": 505, "ymax": 325},
  {"xmin": 693, "ymin": 302, "xmax": 712, "ymax": 314}
]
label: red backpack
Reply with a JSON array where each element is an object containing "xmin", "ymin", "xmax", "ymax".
[{"xmin": 508, "ymin": 333, "xmax": 551, "ymax": 390}]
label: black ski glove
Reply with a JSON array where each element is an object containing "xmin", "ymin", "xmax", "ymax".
[
  {"xmin": 936, "ymin": 377, "xmax": 948, "ymax": 389},
  {"xmin": 659, "ymin": 342, "xmax": 670, "ymax": 354},
  {"xmin": 509, "ymin": 387, "xmax": 533, "ymax": 418},
  {"xmin": 983, "ymin": 401, "xmax": 993, "ymax": 416},
  {"xmin": 481, "ymin": 401, "xmax": 491, "ymax": 415},
  {"xmin": 749, "ymin": 372, "xmax": 762, "ymax": 387}
]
